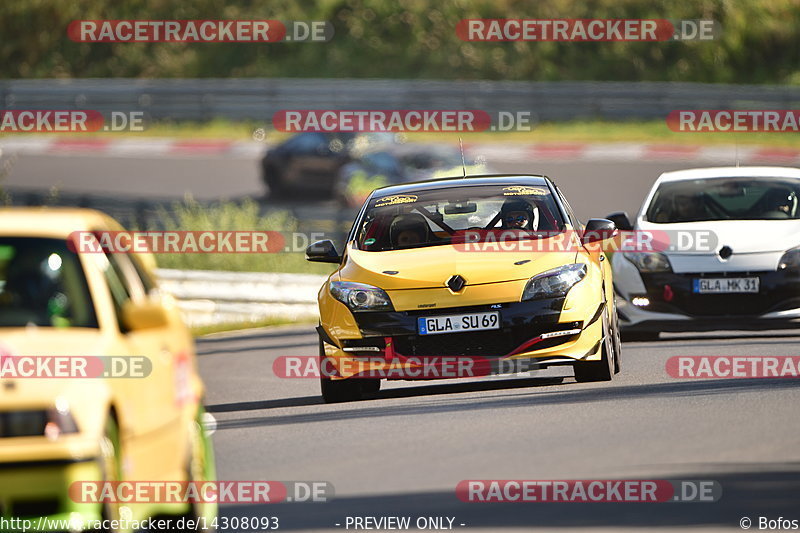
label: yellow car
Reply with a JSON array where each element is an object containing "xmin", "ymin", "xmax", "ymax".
[
  {"xmin": 0, "ymin": 208, "xmax": 215, "ymax": 531},
  {"xmin": 307, "ymin": 175, "xmax": 622, "ymax": 403}
]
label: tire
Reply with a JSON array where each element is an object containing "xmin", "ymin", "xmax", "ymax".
[
  {"xmin": 186, "ymin": 406, "xmax": 218, "ymax": 530},
  {"xmin": 621, "ymin": 330, "xmax": 660, "ymax": 342},
  {"xmin": 319, "ymin": 335, "xmax": 363, "ymax": 403},
  {"xmin": 573, "ymin": 308, "xmax": 614, "ymax": 383},
  {"xmin": 360, "ymin": 378, "xmax": 381, "ymax": 396},
  {"xmin": 263, "ymin": 163, "xmax": 287, "ymax": 198},
  {"xmin": 99, "ymin": 416, "xmax": 122, "ymax": 533},
  {"xmin": 161, "ymin": 407, "xmax": 218, "ymax": 532},
  {"xmin": 611, "ymin": 308, "xmax": 622, "ymax": 374}
]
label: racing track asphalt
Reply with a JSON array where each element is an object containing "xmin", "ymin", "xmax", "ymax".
[
  {"xmin": 197, "ymin": 326, "xmax": 800, "ymax": 532},
  {"xmin": 7, "ymin": 148, "xmax": 800, "ymax": 530}
]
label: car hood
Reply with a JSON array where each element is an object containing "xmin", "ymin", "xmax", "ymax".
[
  {"xmin": 339, "ymin": 240, "xmax": 578, "ymax": 290},
  {"xmin": 637, "ymin": 219, "xmax": 800, "ymax": 255},
  {"xmin": 0, "ymin": 328, "xmax": 111, "ymax": 407}
]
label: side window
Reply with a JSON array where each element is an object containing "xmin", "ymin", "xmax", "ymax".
[
  {"xmin": 101, "ymin": 252, "xmax": 133, "ymax": 331},
  {"xmin": 99, "ymin": 246, "xmax": 148, "ymax": 332},
  {"xmin": 129, "ymin": 255, "xmax": 156, "ymax": 294},
  {"xmin": 556, "ymin": 188, "xmax": 582, "ymax": 232}
]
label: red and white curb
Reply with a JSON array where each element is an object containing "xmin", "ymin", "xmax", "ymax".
[
  {"xmin": 1, "ymin": 136, "xmax": 798, "ymax": 164},
  {"xmin": 0, "ymin": 136, "xmax": 266, "ymax": 158},
  {"xmin": 468, "ymin": 142, "xmax": 800, "ymax": 164}
]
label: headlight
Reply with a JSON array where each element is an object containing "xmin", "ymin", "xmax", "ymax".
[
  {"xmin": 0, "ymin": 405, "xmax": 78, "ymax": 439},
  {"xmin": 623, "ymin": 251, "xmax": 672, "ymax": 273},
  {"xmin": 522, "ymin": 263, "xmax": 587, "ymax": 301},
  {"xmin": 778, "ymin": 247, "xmax": 800, "ymax": 270},
  {"xmin": 330, "ymin": 281, "xmax": 393, "ymax": 311}
]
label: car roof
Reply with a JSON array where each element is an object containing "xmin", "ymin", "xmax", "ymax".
[
  {"xmin": 0, "ymin": 207, "xmax": 122, "ymax": 238},
  {"xmin": 371, "ymin": 174, "xmax": 552, "ymax": 196},
  {"xmin": 655, "ymin": 166, "xmax": 800, "ymax": 184}
]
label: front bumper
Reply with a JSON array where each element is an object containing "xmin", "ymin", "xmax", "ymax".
[
  {"xmin": 616, "ymin": 268, "xmax": 800, "ymax": 332},
  {"xmin": 0, "ymin": 458, "xmax": 102, "ymax": 532},
  {"xmin": 321, "ymin": 298, "xmax": 606, "ymax": 379}
]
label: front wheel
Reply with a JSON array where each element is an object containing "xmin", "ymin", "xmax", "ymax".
[
  {"xmin": 99, "ymin": 416, "xmax": 122, "ymax": 533},
  {"xmin": 263, "ymin": 163, "xmax": 287, "ymax": 198},
  {"xmin": 186, "ymin": 406, "xmax": 218, "ymax": 529},
  {"xmin": 573, "ymin": 309, "xmax": 614, "ymax": 383},
  {"xmin": 611, "ymin": 308, "xmax": 622, "ymax": 374},
  {"xmin": 319, "ymin": 335, "xmax": 363, "ymax": 403}
]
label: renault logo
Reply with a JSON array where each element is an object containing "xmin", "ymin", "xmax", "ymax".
[
  {"xmin": 718, "ymin": 245, "xmax": 733, "ymax": 260},
  {"xmin": 446, "ymin": 275, "xmax": 466, "ymax": 292}
]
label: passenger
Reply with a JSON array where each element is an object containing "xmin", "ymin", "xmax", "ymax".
[{"xmin": 389, "ymin": 214, "xmax": 429, "ymax": 249}]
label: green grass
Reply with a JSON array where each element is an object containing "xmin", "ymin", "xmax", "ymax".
[
  {"xmin": 144, "ymin": 196, "xmax": 336, "ymax": 275},
  {"xmin": 6, "ymin": 119, "xmax": 796, "ymax": 148}
]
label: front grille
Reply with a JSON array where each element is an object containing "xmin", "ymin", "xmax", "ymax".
[
  {"xmin": 393, "ymin": 322, "xmax": 581, "ymax": 358},
  {"xmin": 674, "ymin": 294, "xmax": 771, "ymax": 316},
  {"xmin": 395, "ymin": 330, "xmax": 515, "ymax": 358},
  {"xmin": 642, "ymin": 271, "xmax": 799, "ymax": 317},
  {"xmin": 10, "ymin": 499, "xmax": 60, "ymax": 518}
]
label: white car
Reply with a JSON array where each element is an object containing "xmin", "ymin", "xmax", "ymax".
[{"xmin": 609, "ymin": 166, "xmax": 800, "ymax": 340}]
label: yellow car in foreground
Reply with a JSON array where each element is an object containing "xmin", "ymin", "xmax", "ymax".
[
  {"xmin": 0, "ymin": 208, "xmax": 215, "ymax": 531},
  {"xmin": 307, "ymin": 175, "xmax": 622, "ymax": 403}
]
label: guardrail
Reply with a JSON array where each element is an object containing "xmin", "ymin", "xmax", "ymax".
[
  {"xmin": 155, "ymin": 268, "xmax": 325, "ymax": 327},
  {"xmin": 2, "ymin": 79, "xmax": 799, "ymax": 121}
]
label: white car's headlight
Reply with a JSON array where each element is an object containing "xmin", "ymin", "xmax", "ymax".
[
  {"xmin": 779, "ymin": 247, "xmax": 800, "ymax": 270},
  {"xmin": 330, "ymin": 281, "xmax": 393, "ymax": 311},
  {"xmin": 522, "ymin": 264, "xmax": 587, "ymax": 301},
  {"xmin": 623, "ymin": 251, "xmax": 672, "ymax": 273}
]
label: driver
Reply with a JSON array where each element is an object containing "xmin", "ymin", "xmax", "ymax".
[
  {"xmin": 500, "ymin": 198, "xmax": 535, "ymax": 230},
  {"xmin": 673, "ymin": 194, "xmax": 706, "ymax": 222}
]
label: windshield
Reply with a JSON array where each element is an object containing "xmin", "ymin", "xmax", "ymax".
[
  {"xmin": 0, "ymin": 237, "xmax": 98, "ymax": 328},
  {"xmin": 645, "ymin": 177, "xmax": 800, "ymax": 223},
  {"xmin": 355, "ymin": 184, "xmax": 566, "ymax": 251}
]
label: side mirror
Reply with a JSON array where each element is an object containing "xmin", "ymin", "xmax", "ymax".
[
  {"xmin": 121, "ymin": 300, "xmax": 170, "ymax": 331},
  {"xmin": 583, "ymin": 218, "xmax": 617, "ymax": 244},
  {"xmin": 605, "ymin": 211, "xmax": 633, "ymax": 231},
  {"xmin": 305, "ymin": 240, "xmax": 341, "ymax": 263}
]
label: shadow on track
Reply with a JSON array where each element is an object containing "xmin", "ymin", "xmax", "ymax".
[
  {"xmin": 211, "ymin": 378, "xmax": 798, "ymax": 431},
  {"xmin": 220, "ymin": 463, "xmax": 800, "ymax": 530},
  {"xmin": 204, "ymin": 377, "xmax": 565, "ymax": 413},
  {"xmin": 630, "ymin": 330, "xmax": 800, "ymax": 345}
]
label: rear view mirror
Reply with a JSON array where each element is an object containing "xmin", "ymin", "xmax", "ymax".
[
  {"xmin": 583, "ymin": 218, "xmax": 617, "ymax": 243},
  {"xmin": 605, "ymin": 211, "xmax": 633, "ymax": 231},
  {"xmin": 444, "ymin": 202, "xmax": 478, "ymax": 214},
  {"xmin": 121, "ymin": 300, "xmax": 170, "ymax": 331},
  {"xmin": 306, "ymin": 240, "xmax": 341, "ymax": 263}
]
